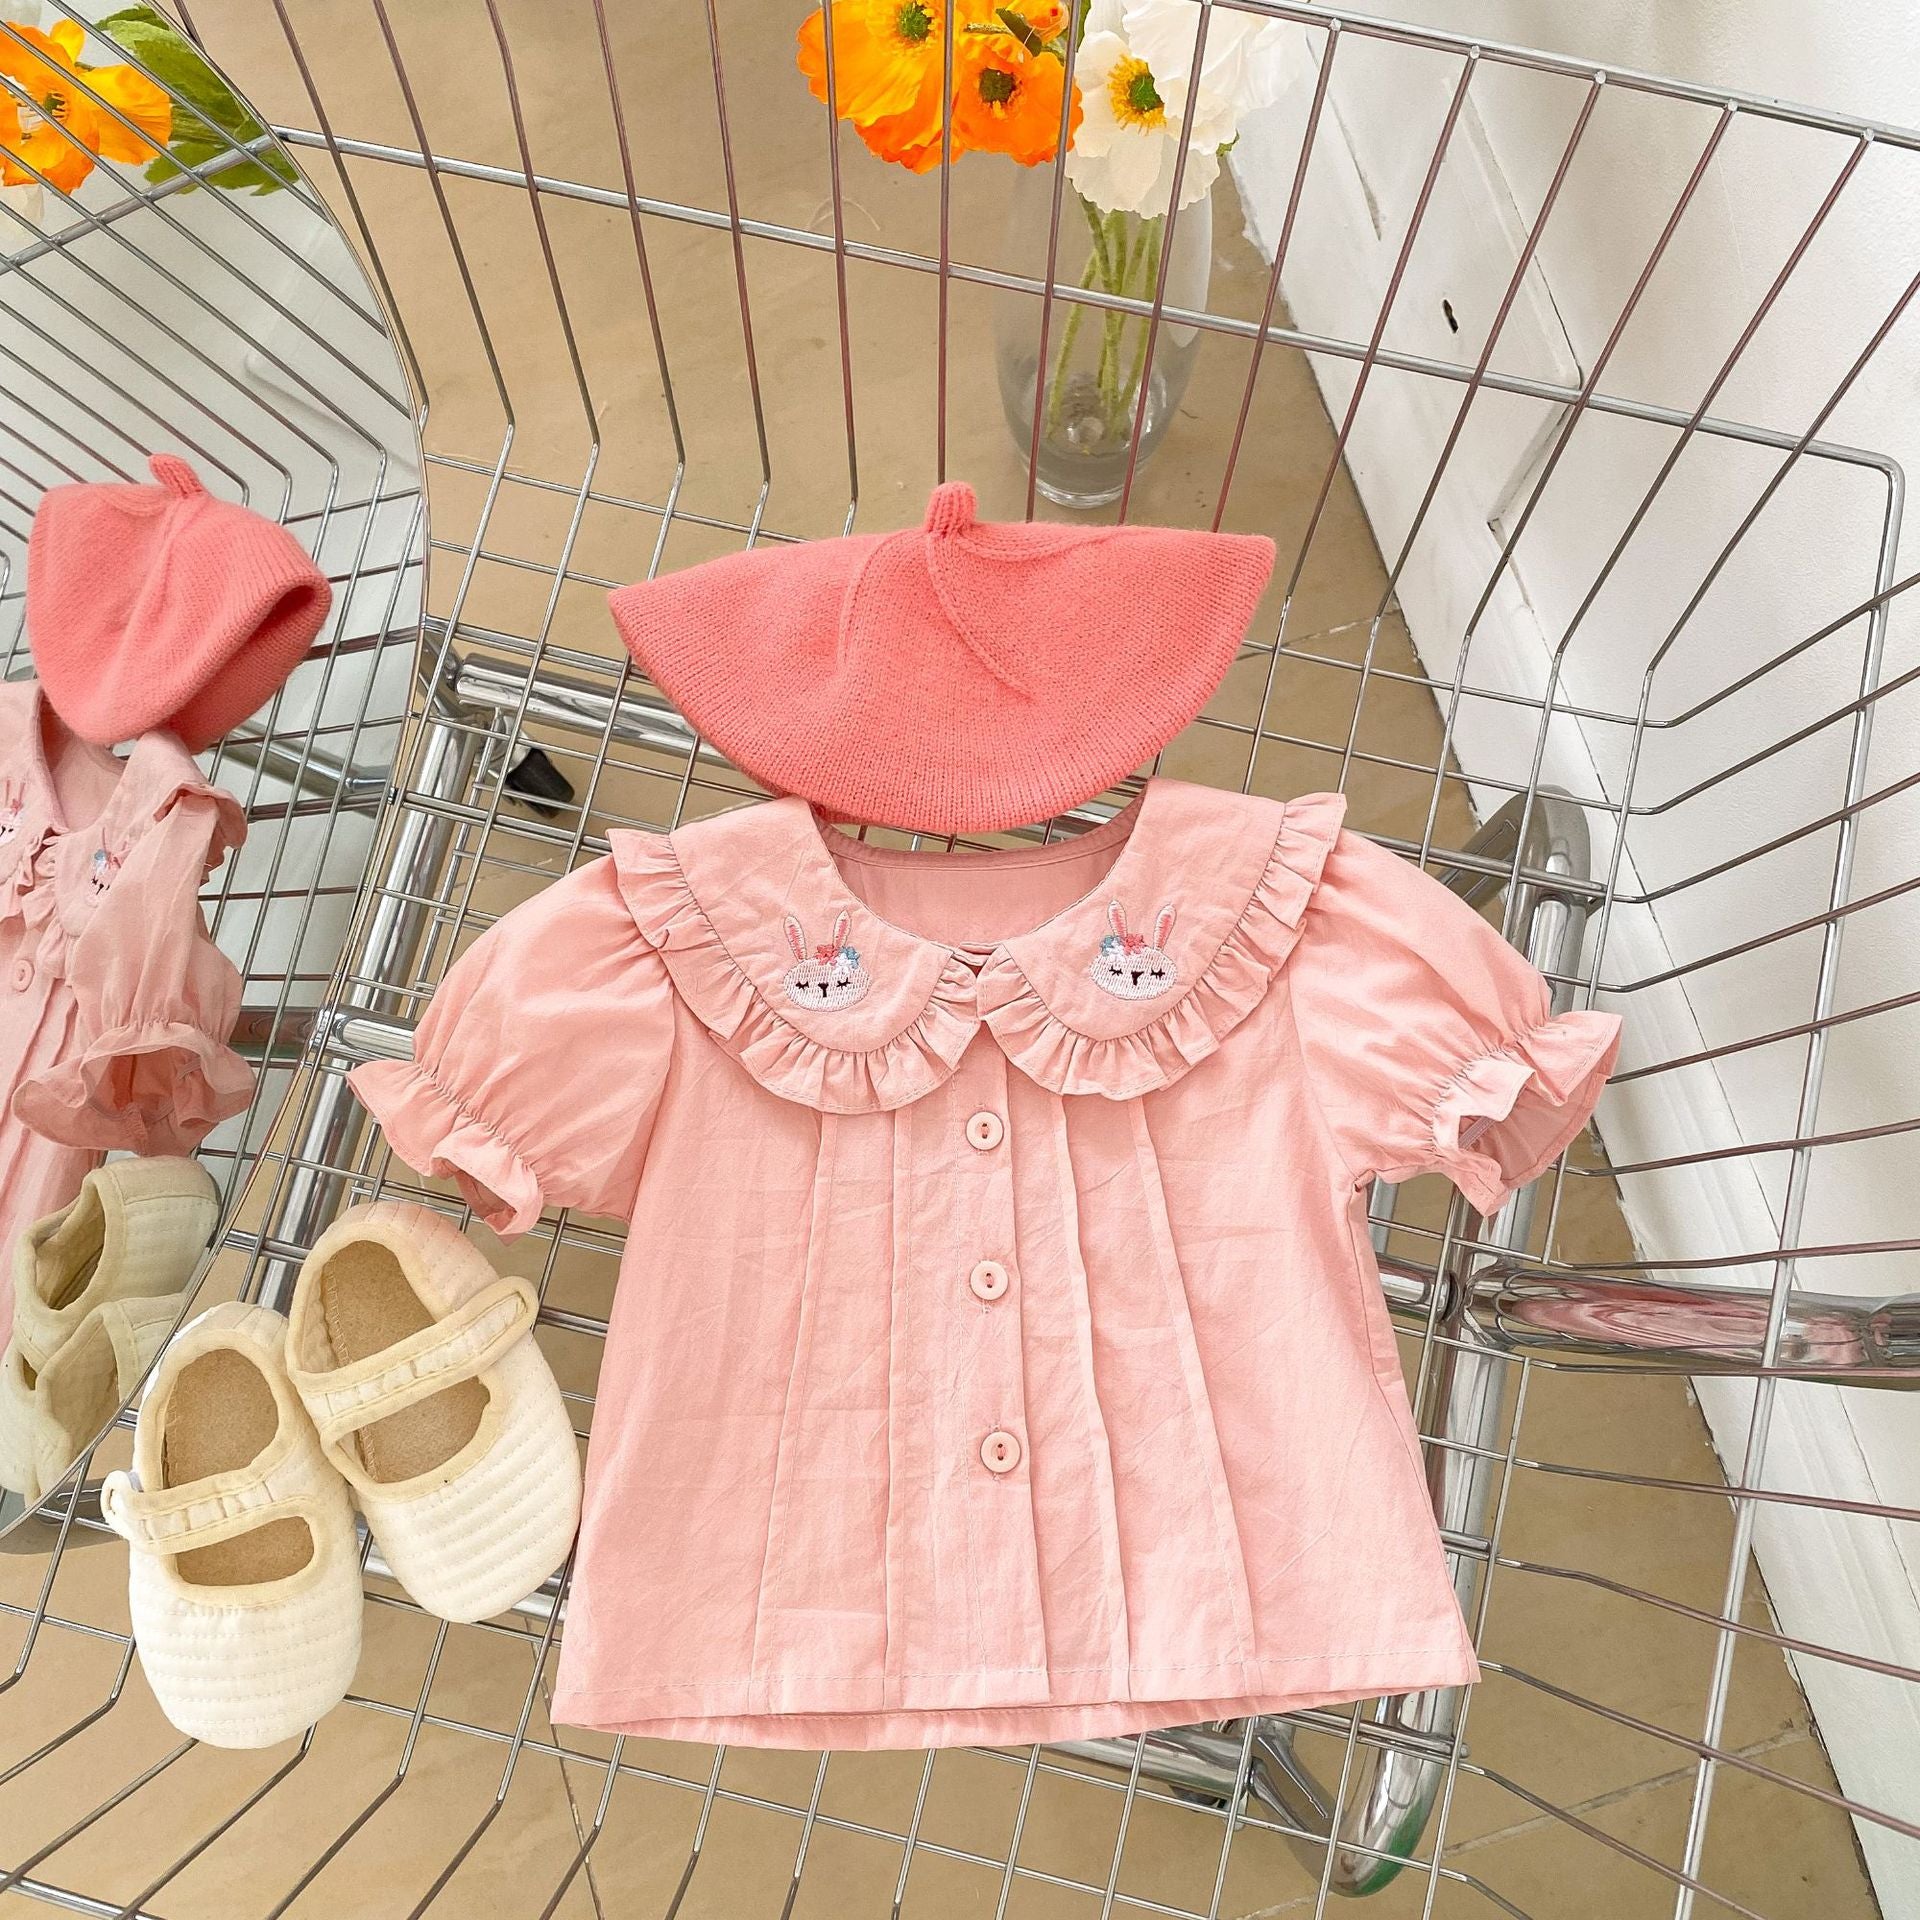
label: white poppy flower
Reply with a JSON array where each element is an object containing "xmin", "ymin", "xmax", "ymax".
[
  {"xmin": 1069, "ymin": 28, "xmax": 1194, "ymax": 216},
  {"xmin": 1067, "ymin": 0, "xmax": 1302, "ymax": 216},
  {"xmin": 1124, "ymin": 0, "xmax": 1298, "ymax": 119}
]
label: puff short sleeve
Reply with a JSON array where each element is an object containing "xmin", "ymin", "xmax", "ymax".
[
  {"xmin": 1289, "ymin": 829, "xmax": 1621, "ymax": 1217},
  {"xmin": 349, "ymin": 856, "xmax": 673, "ymax": 1239},
  {"xmin": 14, "ymin": 786, "xmax": 251, "ymax": 1156}
]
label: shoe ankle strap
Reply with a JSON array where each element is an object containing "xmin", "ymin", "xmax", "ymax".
[
  {"xmin": 100, "ymin": 1467, "xmax": 324, "ymax": 1559},
  {"xmin": 289, "ymin": 1275, "xmax": 539, "ymax": 1450}
]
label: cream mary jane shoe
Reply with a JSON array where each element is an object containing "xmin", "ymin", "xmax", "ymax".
[
  {"xmin": 100, "ymin": 1303, "xmax": 363, "ymax": 1749},
  {"xmin": 0, "ymin": 1158, "xmax": 219, "ymax": 1504},
  {"xmin": 286, "ymin": 1201, "xmax": 581, "ymax": 1624}
]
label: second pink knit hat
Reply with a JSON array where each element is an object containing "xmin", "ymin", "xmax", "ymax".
[
  {"xmin": 609, "ymin": 483, "xmax": 1275, "ymax": 835},
  {"xmin": 27, "ymin": 453, "xmax": 332, "ymax": 752}
]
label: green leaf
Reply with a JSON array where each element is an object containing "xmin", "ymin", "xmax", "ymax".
[
  {"xmin": 147, "ymin": 137, "xmax": 291, "ymax": 194},
  {"xmin": 94, "ymin": 5, "xmax": 295, "ymax": 193},
  {"xmin": 994, "ymin": 6, "xmax": 1046, "ymax": 57}
]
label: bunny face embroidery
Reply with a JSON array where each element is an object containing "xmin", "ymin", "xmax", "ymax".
[
  {"xmin": 1091, "ymin": 901, "xmax": 1178, "ymax": 1002},
  {"xmin": 781, "ymin": 911, "xmax": 870, "ymax": 1011},
  {"xmin": 88, "ymin": 846, "xmax": 121, "ymax": 898},
  {"xmin": 0, "ymin": 788, "xmax": 23, "ymax": 846}
]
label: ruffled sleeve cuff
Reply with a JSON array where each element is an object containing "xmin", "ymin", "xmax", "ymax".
[
  {"xmin": 1427, "ymin": 1009, "xmax": 1622, "ymax": 1216},
  {"xmin": 348, "ymin": 1059, "xmax": 544, "ymax": 1238},
  {"xmin": 12, "ymin": 1021, "xmax": 253, "ymax": 1156}
]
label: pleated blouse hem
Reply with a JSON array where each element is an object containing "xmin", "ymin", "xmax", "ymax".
[{"xmin": 550, "ymin": 1641, "xmax": 1483, "ymax": 1751}]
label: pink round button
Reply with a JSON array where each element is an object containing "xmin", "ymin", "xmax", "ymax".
[
  {"xmin": 980, "ymin": 1429, "xmax": 1021, "ymax": 1475},
  {"xmin": 966, "ymin": 1110, "xmax": 1004, "ymax": 1151},
  {"xmin": 9, "ymin": 957, "xmax": 32, "ymax": 993},
  {"xmin": 969, "ymin": 1259, "xmax": 1010, "ymax": 1303}
]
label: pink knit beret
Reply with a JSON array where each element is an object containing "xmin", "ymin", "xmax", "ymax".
[
  {"xmin": 27, "ymin": 453, "xmax": 332, "ymax": 752},
  {"xmin": 609, "ymin": 482, "xmax": 1275, "ymax": 835}
]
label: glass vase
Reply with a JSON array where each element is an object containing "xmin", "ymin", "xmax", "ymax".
[{"xmin": 995, "ymin": 165, "xmax": 1212, "ymax": 509}]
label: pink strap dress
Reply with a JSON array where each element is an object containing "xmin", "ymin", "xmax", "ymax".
[
  {"xmin": 352, "ymin": 780, "xmax": 1621, "ymax": 1750},
  {"xmin": 0, "ymin": 684, "xmax": 251, "ymax": 1347}
]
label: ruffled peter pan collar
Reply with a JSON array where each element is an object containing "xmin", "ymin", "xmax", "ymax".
[
  {"xmin": 610, "ymin": 778, "xmax": 1347, "ymax": 1113},
  {"xmin": 0, "ymin": 682, "xmax": 243, "ymax": 972}
]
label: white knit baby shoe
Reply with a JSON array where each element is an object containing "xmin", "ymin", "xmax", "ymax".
[
  {"xmin": 285, "ymin": 1201, "xmax": 580, "ymax": 1624},
  {"xmin": 100, "ymin": 1302, "xmax": 363, "ymax": 1749},
  {"xmin": 0, "ymin": 1158, "xmax": 219, "ymax": 1504}
]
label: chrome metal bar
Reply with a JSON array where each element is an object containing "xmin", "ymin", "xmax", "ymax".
[
  {"xmin": 217, "ymin": 726, "xmax": 393, "ymax": 808},
  {"xmin": 250, "ymin": 658, "xmax": 488, "ymax": 1309}
]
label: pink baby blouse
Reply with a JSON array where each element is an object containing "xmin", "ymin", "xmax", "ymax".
[
  {"xmin": 0, "ymin": 683, "xmax": 251, "ymax": 1348},
  {"xmin": 351, "ymin": 779, "xmax": 1621, "ymax": 1750}
]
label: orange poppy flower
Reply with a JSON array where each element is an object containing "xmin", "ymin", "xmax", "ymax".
[
  {"xmin": 797, "ymin": 2, "xmax": 1076, "ymax": 171},
  {"xmin": 953, "ymin": 35, "xmax": 1078, "ymax": 166},
  {"xmin": 0, "ymin": 21, "xmax": 171, "ymax": 195},
  {"xmin": 798, "ymin": 1, "xmax": 949, "ymax": 130},
  {"xmin": 856, "ymin": 96, "xmax": 950, "ymax": 172},
  {"xmin": 999, "ymin": 2, "xmax": 1069, "ymax": 41}
]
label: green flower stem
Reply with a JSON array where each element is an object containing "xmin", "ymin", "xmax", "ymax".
[
  {"xmin": 1081, "ymin": 190, "xmax": 1115, "ymax": 285},
  {"xmin": 1045, "ymin": 250, "xmax": 1100, "ymax": 433},
  {"xmin": 1097, "ymin": 208, "xmax": 1129, "ymax": 411},
  {"xmin": 1045, "ymin": 193, "xmax": 1117, "ymax": 433},
  {"xmin": 1113, "ymin": 217, "xmax": 1162, "ymax": 431},
  {"xmin": 1042, "ymin": 194, "xmax": 1172, "ymax": 454}
]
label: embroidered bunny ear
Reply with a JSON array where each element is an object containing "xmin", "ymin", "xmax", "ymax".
[
  {"xmin": 831, "ymin": 909, "xmax": 852, "ymax": 953},
  {"xmin": 783, "ymin": 914, "xmax": 807, "ymax": 963},
  {"xmin": 1153, "ymin": 904, "xmax": 1176, "ymax": 949},
  {"xmin": 1107, "ymin": 900, "xmax": 1129, "ymax": 940}
]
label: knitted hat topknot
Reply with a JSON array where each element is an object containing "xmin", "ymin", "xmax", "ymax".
[
  {"xmin": 27, "ymin": 453, "xmax": 333, "ymax": 752},
  {"xmin": 609, "ymin": 482, "xmax": 1275, "ymax": 835}
]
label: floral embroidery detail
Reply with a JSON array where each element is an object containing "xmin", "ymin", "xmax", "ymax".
[
  {"xmin": 0, "ymin": 786, "xmax": 23, "ymax": 846},
  {"xmin": 781, "ymin": 910, "xmax": 870, "ymax": 1011},
  {"xmin": 88, "ymin": 844, "xmax": 122, "ymax": 898},
  {"xmin": 1090, "ymin": 899, "xmax": 1177, "ymax": 1001}
]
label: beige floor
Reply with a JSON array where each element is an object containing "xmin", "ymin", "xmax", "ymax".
[{"xmin": 0, "ymin": 1, "xmax": 1885, "ymax": 1915}]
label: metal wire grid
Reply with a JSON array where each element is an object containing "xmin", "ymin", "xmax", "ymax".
[{"xmin": 2, "ymin": 0, "xmax": 1919, "ymax": 1913}]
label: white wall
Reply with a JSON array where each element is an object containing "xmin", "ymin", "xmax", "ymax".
[{"xmin": 1233, "ymin": 1, "xmax": 1920, "ymax": 1903}]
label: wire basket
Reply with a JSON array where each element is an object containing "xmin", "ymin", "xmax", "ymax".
[{"xmin": 2, "ymin": 1, "xmax": 1917, "ymax": 1916}]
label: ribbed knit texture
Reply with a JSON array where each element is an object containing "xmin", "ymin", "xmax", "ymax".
[
  {"xmin": 608, "ymin": 482, "xmax": 1275, "ymax": 836},
  {"xmin": 27, "ymin": 453, "xmax": 332, "ymax": 751}
]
